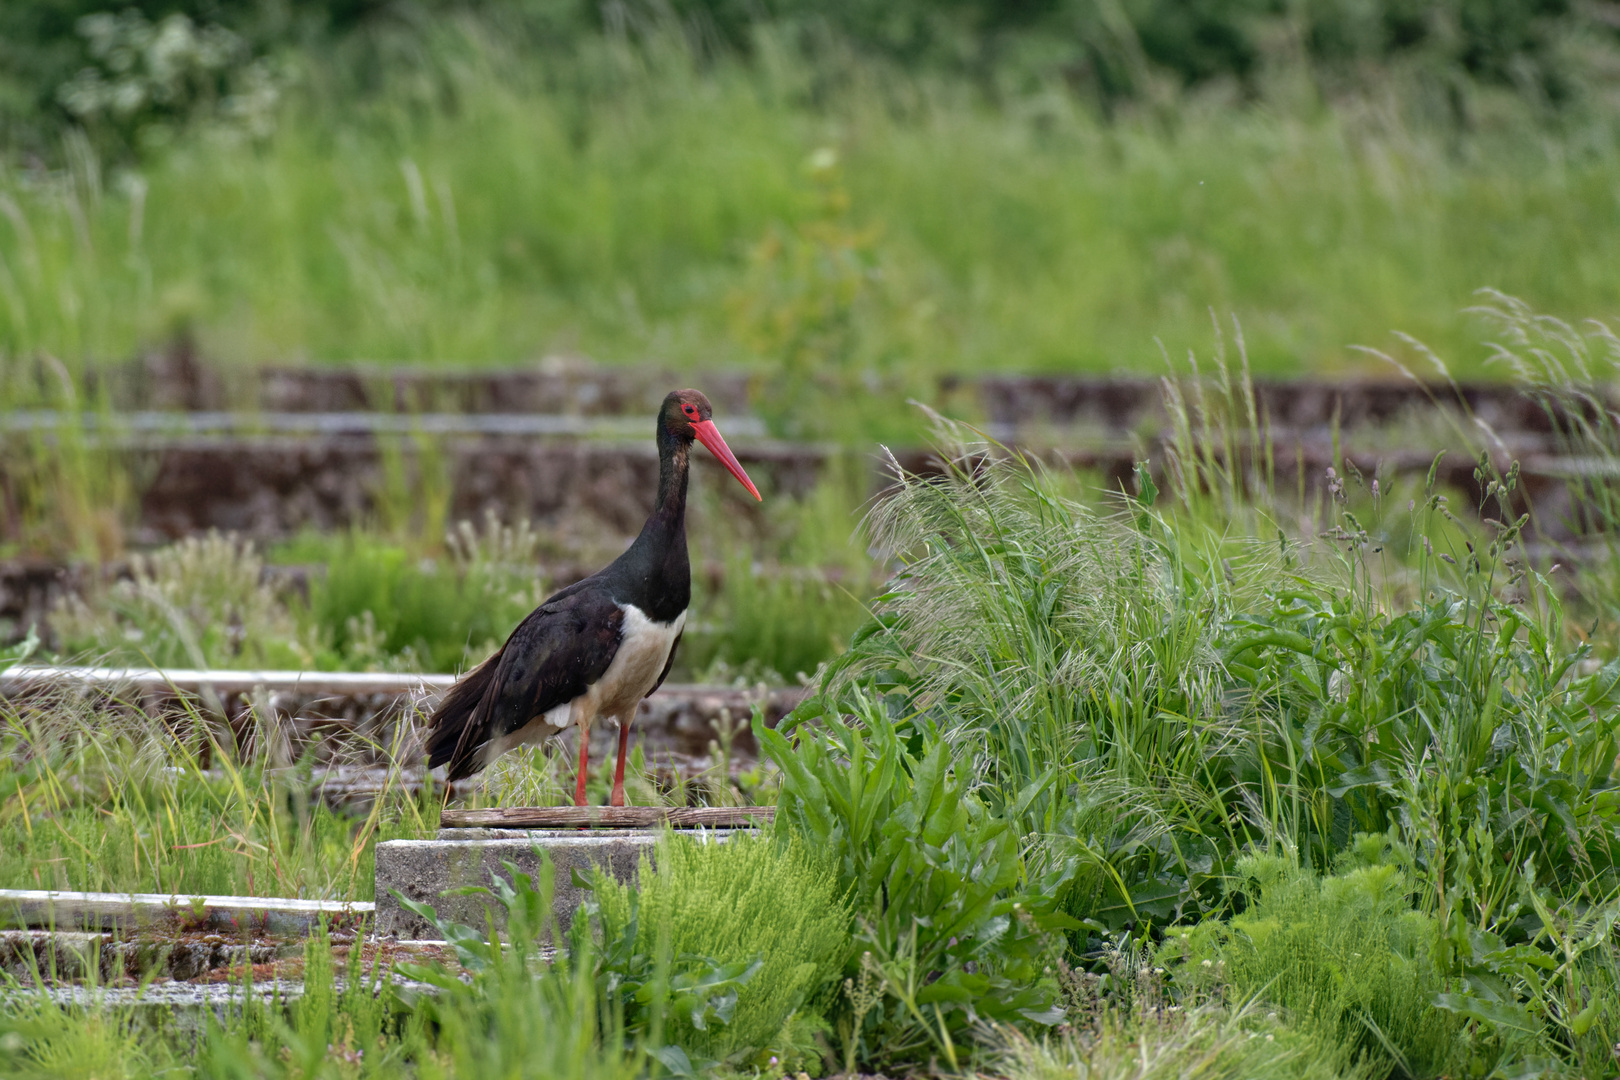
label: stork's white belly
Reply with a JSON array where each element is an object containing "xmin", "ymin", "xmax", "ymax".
[
  {"xmin": 482, "ymin": 603, "xmax": 684, "ymax": 766},
  {"xmin": 582, "ymin": 604, "xmax": 685, "ymax": 721}
]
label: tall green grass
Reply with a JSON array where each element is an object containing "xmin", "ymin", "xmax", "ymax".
[
  {"xmin": 0, "ymin": 666, "xmax": 438, "ymax": 899},
  {"xmin": 771, "ymin": 329, "xmax": 1620, "ymax": 1070},
  {"xmin": 0, "ymin": 22, "xmax": 1616, "ymax": 389}
]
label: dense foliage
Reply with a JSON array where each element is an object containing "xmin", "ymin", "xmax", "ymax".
[
  {"xmin": 744, "ymin": 338, "xmax": 1620, "ymax": 1073},
  {"xmin": 9, "ymin": 337, "xmax": 1620, "ymax": 1073},
  {"xmin": 5, "ymin": 0, "xmax": 1614, "ymax": 151},
  {"xmin": 763, "ymin": 695, "xmax": 1071, "ymax": 1071}
]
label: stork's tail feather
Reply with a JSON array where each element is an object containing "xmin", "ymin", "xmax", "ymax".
[{"xmin": 425, "ymin": 650, "xmax": 501, "ymax": 781}]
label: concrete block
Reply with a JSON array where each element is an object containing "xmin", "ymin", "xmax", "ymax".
[
  {"xmin": 375, "ymin": 828, "xmax": 755, "ymax": 940},
  {"xmin": 374, "ymin": 830, "xmax": 658, "ymax": 941}
]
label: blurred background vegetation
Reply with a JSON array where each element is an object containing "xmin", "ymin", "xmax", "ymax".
[{"xmin": 0, "ymin": 0, "xmax": 1615, "ymax": 386}]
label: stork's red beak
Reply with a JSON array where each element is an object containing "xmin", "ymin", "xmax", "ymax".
[{"xmin": 691, "ymin": 419, "xmax": 762, "ymax": 501}]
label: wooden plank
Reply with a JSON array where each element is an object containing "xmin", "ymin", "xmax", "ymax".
[{"xmin": 439, "ymin": 806, "xmax": 774, "ymax": 830}]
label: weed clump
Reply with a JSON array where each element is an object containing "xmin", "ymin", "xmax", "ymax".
[
  {"xmin": 992, "ymin": 1001, "xmax": 1365, "ymax": 1080},
  {"xmin": 593, "ymin": 832, "xmax": 849, "ymax": 1070},
  {"xmin": 52, "ymin": 531, "xmax": 304, "ymax": 669},
  {"xmin": 1160, "ymin": 854, "xmax": 1495, "ymax": 1079}
]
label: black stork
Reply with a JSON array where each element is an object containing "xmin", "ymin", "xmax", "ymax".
[{"xmin": 424, "ymin": 390, "xmax": 761, "ymax": 806}]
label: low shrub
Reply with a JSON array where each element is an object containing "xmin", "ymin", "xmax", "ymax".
[
  {"xmin": 991, "ymin": 1002, "xmax": 1365, "ymax": 1080},
  {"xmin": 1159, "ymin": 853, "xmax": 1497, "ymax": 1079},
  {"xmin": 52, "ymin": 531, "xmax": 305, "ymax": 668},
  {"xmin": 47, "ymin": 525, "xmax": 549, "ymax": 673},
  {"xmin": 592, "ymin": 832, "xmax": 850, "ymax": 1072}
]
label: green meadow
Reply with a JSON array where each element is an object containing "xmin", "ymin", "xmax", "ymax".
[{"xmin": 1, "ymin": 22, "xmax": 1617, "ymax": 390}]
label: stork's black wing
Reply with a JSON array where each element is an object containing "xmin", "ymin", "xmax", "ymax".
[{"xmin": 425, "ymin": 583, "xmax": 624, "ymax": 780}]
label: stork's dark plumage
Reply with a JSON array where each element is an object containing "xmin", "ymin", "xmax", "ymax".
[{"xmin": 424, "ymin": 389, "xmax": 761, "ymax": 806}]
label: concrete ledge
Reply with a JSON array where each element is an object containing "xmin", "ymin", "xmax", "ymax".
[
  {"xmin": 374, "ymin": 831, "xmax": 661, "ymax": 941},
  {"xmin": 375, "ymin": 828, "xmax": 755, "ymax": 940},
  {"xmin": 0, "ymin": 665, "xmax": 455, "ymax": 699},
  {"xmin": 0, "ymin": 931, "xmax": 455, "ymax": 989},
  {"xmin": 0, "ymin": 930, "xmax": 289, "ymax": 982},
  {"xmin": 3, "ymin": 975, "xmax": 442, "ymax": 1029},
  {"xmin": 0, "ymin": 889, "xmax": 372, "ymax": 934}
]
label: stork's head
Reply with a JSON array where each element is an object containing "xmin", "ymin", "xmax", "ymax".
[{"xmin": 661, "ymin": 389, "xmax": 762, "ymax": 501}]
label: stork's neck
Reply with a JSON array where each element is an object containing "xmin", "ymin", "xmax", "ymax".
[
  {"xmin": 612, "ymin": 430, "xmax": 691, "ymax": 623},
  {"xmin": 653, "ymin": 430, "xmax": 691, "ymax": 521}
]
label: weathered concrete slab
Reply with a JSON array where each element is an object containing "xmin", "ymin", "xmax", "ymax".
[
  {"xmin": 83, "ymin": 348, "xmax": 1556, "ymax": 434},
  {"xmin": 6, "ymin": 975, "xmax": 440, "ymax": 1037},
  {"xmin": 969, "ymin": 374, "xmax": 1555, "ymax": 434},
  {"xmin": 375, "ymin": 828, "xmax": 754, "ymax": 940},
  {"xmin": 0, "ymin": 932, "xmax": 452, "ymax": 987},
  {"xmin": 0, "ymin": 383, "xmax": 1586, "ymax": 556},
  {"xmin": 0, "ymin": 889, "xmax": 372, "ymax": 935},
  {"xmin": 0, "ymin": 410, "xmax": 769, "ymax": 440},
  {"xmin": 0, "ymin": 422, "xmax": 1562, "ymax": 551},
  {"xmin": 0, "ymin": 665, "xmax": 456, "ymax": 699},
  {"xmin": 116, "ymin": 435, "xmax": 812, "ymax": 543},
  {"xmin": 27, "ymin": 978, "xmax": 309, "ymax": 1012},
  {"xmin": 0, "ymin": 930, "xmax": 289, "ymax": 982},
  {"xmin": 0, "ymin": 421, "xmax": 817, "ymax": 546},
  {"xmin": 374, "ymin": 830, "xmax": 663, "ymax": 941},
  {"xmin": 55, "ymin": 346, "xmax": 755, "ymax": 418}
]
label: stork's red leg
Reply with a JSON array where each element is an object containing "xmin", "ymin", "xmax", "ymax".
[
  {"xmin": 611, "ymin": 721, "xmax": 632, "ymax": 808},
  {"xmin": 574, "ymin": 725, "xmax": 591, "ymax": 807}
]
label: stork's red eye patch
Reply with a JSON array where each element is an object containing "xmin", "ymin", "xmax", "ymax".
[{"xmin": 682, "ymin": 404, "xmax": 699, "ymax": 418}]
